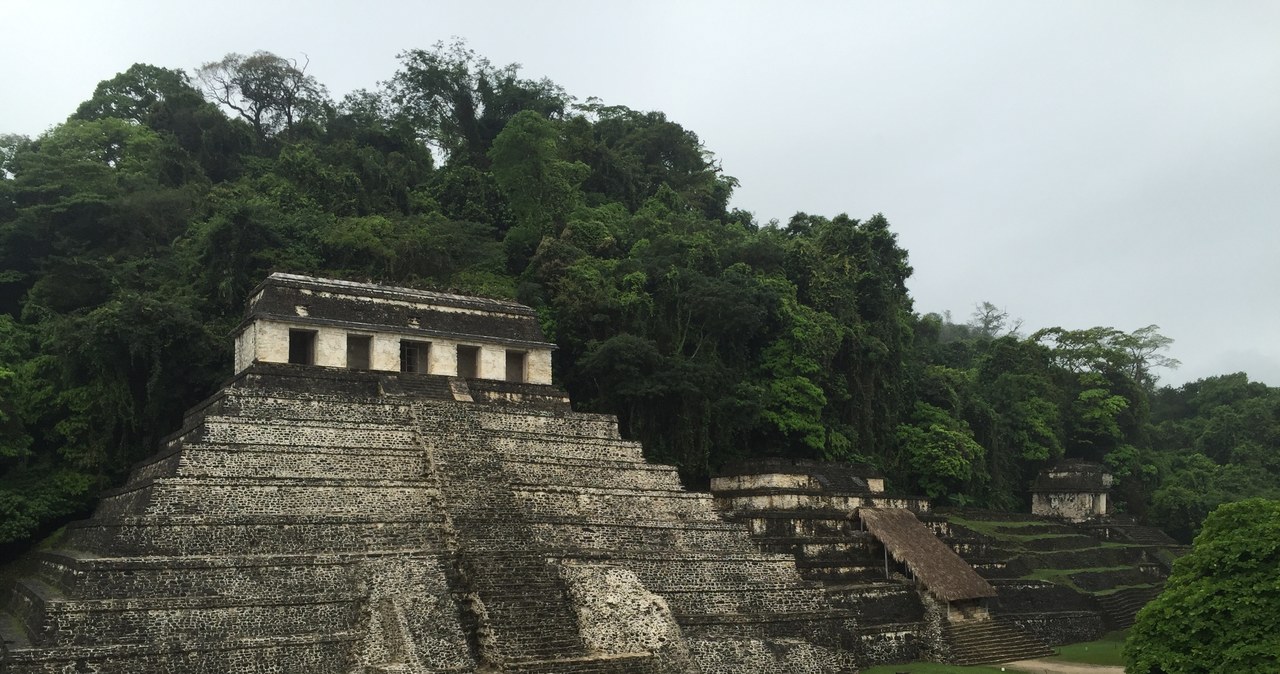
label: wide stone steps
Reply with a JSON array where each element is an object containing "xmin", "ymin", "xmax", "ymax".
[
  {"xmin": 796, "ymin": 563, "xmax": 889, "ymax": 584},
  {"xmin": 63, "ymin": 514, "xmax": 446, "ymax": 556},
  {"xmin": 945, "ymin": 619, "xmax": 1054, "ymax": 665},
  {"xmin": 22, "ymin": 550, "xmax": 428, "ymax": 600},
  {"xmin": 469, "ymin": 409, "xmax": 622, "ymax": 440},
  {"xmin": 579, "ymin": 553, "xmax": 809, "ymax": 590},
  {"xmin": 659, "ymin": 586, "xmax": 832, "ymax": 615},
  {"xmin": 502, "ymin": 652, "xmax": 661, "ymax": 674},
  {"xmin": 6, "ymin": 578, "xmax": 359, "ymax": 649},
  {"xmin": 445, "ymin": 434, "xmax": 647, "ymax": 463},
  {"xmin": 673, "ymin": 609, "xmax": 857, "ymax": 640},
  {"xmin": 215, "ymin": 393, "xmax": 415, "ymax": 424},
  {"xmin": 526, "ymin": 517, "xmax": 761, "ymax": 553},
  {"xmin": 93, "ymin": 477, "xmax": 441, "ymax": 518},
  {"xmin": 467, "ymin": 571, "xmax": 590, "ymax": 663},
  {"xmin": 1097, "ymin": 585, "xmax": 1162, "ymax": 629},
  {"xmin": 503, "ymin": 457, "xmax": 685, "ymax": 491},
  {"xmin": 750, "ymin": 537, "xmax": 882, "ymax": 563},
  {"xmin": 729, "ymin": 511, "xmax": 863, "ymax": 539},
  {"xmin": 512, "ymin": 486, "xmax": 722, "ymax": 523},
  {"xmin": 0, "ymin": 628, "xmax": 359, "ymax": 674},
  {"xmin": 381, "ymin": 373, "xmax": 456, "ymax": 400},
  {"xmin": 823, "ymin": 583, "xmax": 927, "ymax": 625},
  {"xmin": 130, "ymin": 443, "xmax": 429, "ymax": 482},
  {"xmin": 188, "ymin": 417, "xmax": 419, "ymax": 449}
]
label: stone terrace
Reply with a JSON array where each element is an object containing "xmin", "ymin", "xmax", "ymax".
[{"xmin": 0, "ymin": 364, "xmax": 864, "ymax": 673}]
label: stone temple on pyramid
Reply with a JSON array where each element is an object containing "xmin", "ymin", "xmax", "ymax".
[{"xmin": 0, "ymin": 273, "xmax": 1172, "ymax": 673}]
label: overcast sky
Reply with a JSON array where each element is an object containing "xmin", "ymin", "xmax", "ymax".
[{"xmin": 3, "ymin": 1, "xmax": 1278, "ymax": 387}]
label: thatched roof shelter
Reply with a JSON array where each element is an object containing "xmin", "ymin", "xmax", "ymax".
[{"xmin": 859, "ymin": 508, "xmax": 996, "ymax": 602}]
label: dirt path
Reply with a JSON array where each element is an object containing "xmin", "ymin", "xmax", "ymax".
[{"xmin": 1001, "ymin": 659, "xmax": 1124, "ymax": 674}]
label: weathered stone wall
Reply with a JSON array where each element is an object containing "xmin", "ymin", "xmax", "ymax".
[
  {"xmin": 687, "ymin": 638, "xmax": 852, "ymax": 674},
  {"xmin": 716, "ymin": 491, "xmax": 929, "ymax": 513},
  {"xmin": 559, "ymin": 561, "xmax": 695, "ymax": 669},
  {"xmin": 234, "ymin": 318, "xmax": 555, "ymax": 384},
  {"xmin": 1032, "ymin": 492, "xmax": 1105, "ymax": 522}
]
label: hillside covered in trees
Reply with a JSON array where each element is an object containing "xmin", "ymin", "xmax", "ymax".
[{"xmin": 1, "ymin": 43, "xmax": 1277, "ymax": 554}]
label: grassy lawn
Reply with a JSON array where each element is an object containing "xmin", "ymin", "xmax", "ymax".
[
  {"xmin": 862, "ymin": 664, "xmax": 1013, "ymax": 674},
  {"xmin": 862, "ymin": 632, "xmax": 1129, "ymax": 673},
  {"xmin": 1049, "ymin": 630, "xmax": 1127, "ymax": 666},
  {"xmin": 1024, "ymin": 565, "xmax": 1133, "ymax": 583},
  {"xmin": 946, "ymin": 517, "xmax": 1071, "ymax": 543}
]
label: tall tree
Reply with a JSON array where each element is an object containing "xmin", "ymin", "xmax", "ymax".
[
  {"xmin": 390, "ymin": 40, "xmax": 569, "ymax": 167},
  {"xmin": 196, "ymin": 52, "xmax": 328, "ymax": 140},
  {"xmin": 1126, "ymin": 498, "xmax": 1280, "ymax": 673}
]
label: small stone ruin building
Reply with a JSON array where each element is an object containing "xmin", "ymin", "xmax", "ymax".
[{"xmin": 1030, "ymin": 460, "xmax": 1113, "ymax": 523}]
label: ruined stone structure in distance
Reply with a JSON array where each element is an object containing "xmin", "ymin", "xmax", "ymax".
[{"xmin": 0, "ymin": 273, "xmax": 1171, "ymax": 673}]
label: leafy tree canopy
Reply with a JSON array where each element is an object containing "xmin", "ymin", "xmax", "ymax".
[{"xmin": 1126, "ymin": 498, "xmax": 1280, "ymax": 674}]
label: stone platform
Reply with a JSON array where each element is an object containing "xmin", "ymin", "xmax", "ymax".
[{"xmin": 0, "ymin": 365, "xmax": 861, "ymax": 673}]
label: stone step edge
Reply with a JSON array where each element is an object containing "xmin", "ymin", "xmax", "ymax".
[
  {"xmin": 100, "ymin": 475, "xmax": 441, "ymax": 498},
  {"xmin": 68, "ymin": 513, "xmax": 447, "ymax": 527},
  {"xmin": 503, "ymin": 651, "xmax": 652, "ymax": 666},
  {"xmin": 501, "ymin": 455, "xmax": 678, "ymax": 471},
  {"xmin": 431, "ymin": 433, "xmax": 641, "ymax": 449},
  {"xmin": 34, "ymin": 547, "xmax": 446, "ymax": 570},
  {"xmin": 566, "ymin": 550, "xmax": 798, "ymax": 563},
  {"xmin": 2, "ymin": 631, "xmax": 360, "ymax": 661},
  {"xmin": 125, "ymin": 441, "xmax": 426, "ymax": 480},
  {"xmin": 165, "ymin": 442, "xmax": 427, "ymax": 457},
  {"xmin": 417, "ymin": 403, "xmax": 617, "ymax": 424},
  {"xmin": 522, "ymin": 516, "xmax": 744, "ymax": 531},
  {"xmin": 195, "ymin": 415, "xmax": 416, "ymax": 432},
  {"xmin": 655, "ymin": 585, "xmax": 825, "ymax": 595},
  {"xmin": 508, "ymin": 484, "xmax": 711, "ymax": 499},
  {"xmin": 14, "ymin": 577, "xmax": 361, "ymax": 611},
  {"xmin": 819, "ymin": 580, "xmax": 916, "ymax": 592},
  {"xmin": 674, "ymin": 610, "xmax": 858, "ymax": 625}
]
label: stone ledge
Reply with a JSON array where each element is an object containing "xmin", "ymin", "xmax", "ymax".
[
  {"xmin": 2, "ymin": 631, "xmax": 359, "ymax": 661},
  {"xmin": 526, "ymin": 516, "xmax": 744, "ymax": 531},
  {"xmin": 33, "ymin": 549, "xmax": 448, "ymax": 570},
  {"xmin": 24, "ymin": 587, "xmax": 362, "ymax": 613},
  {"xmin": 511, "ymin": 485, "xmax": 710, "ymax": 498},
  {"xmin": 67, "ymin": 513, "xmax": 448, "ymax": 527},
  {"xmin": 673, "ymin": 610, "xmax": 859, "ymax": 625}
]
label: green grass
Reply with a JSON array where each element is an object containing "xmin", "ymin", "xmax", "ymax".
[
  {"xmin": 861, "ymin": 664, "xmax": 1013, "ymax": 674},
  {"xmin": 945, "ymin": 516, "xmax": 1078, "ymax": 544},
  {"xmin": 1021, "ymin": 565, "xmax": 1155, "ymax": 595},
  {"xmin": 1049, "ymin": 630, "xmax": 1127, "ymax": 666},
  {"xmin": 1093, "ymin": 582, "xmax": 1159, "ymax": 596},
  {"xmin": 1024, "ymin": 565, "xmax": 1133, "ymax": 582},
  {"xmin": 860, "ymin": 633, "xmax": 1130, "ymax": 673}
]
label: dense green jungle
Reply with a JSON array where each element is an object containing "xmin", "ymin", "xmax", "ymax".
[{"xmin": 1, "ymin": 44, "xmax": 1278, "ymax": 558}]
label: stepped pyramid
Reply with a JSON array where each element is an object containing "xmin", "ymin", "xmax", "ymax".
[{"xmin": 0, "ymin": 274, "xmax": 865, "ymax": 674}]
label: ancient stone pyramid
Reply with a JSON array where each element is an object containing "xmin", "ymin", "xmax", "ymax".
[{"xmin": 0, "ymin": 274, "xmax": 863, "ymax": 674}]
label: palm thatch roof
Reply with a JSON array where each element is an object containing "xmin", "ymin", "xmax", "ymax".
[{"xmin": 859, "ymin": 508, "xmax": 997, "ymax": 602}]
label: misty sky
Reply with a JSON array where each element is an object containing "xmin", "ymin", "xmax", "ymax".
[{"xmin": 3, "ymin": 1, "xmax": 1278, "ymax": 386}]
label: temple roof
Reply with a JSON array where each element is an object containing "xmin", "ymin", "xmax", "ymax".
[
  {"xmin": 237, "ymin": 273, "xmax": 554, "ymax": 348},
  {"xmin": 1029, "ymin": 460, "xmax": 1113, "ymax": 493},
  {"xmin": 859, "ymin": 508, "xmax": 997, "ymax": 602}
]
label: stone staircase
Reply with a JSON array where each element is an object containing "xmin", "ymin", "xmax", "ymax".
[
  {"xmin": 944, "ymin": 619, "xmax": 1054, "ymax": 665},
  {"xmin": 0, "ymin": 366, "xmax": 471, "ymax": 674},
  {"xmin": 713, "ymin": 500, "xmax": 931, "ymax": 665},
  {"xmin": 1, "ymin": 363, "xmax": 905, "ymax": 673},
  {"xmin": 420, "ymin": 402, "xmax": 860, "ymax": 674},
  {"xmin": 1097, "ymin": 586, "xmax": 1162, "ymax": 629}
]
